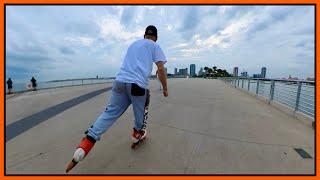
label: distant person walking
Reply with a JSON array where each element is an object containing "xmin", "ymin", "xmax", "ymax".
[
  {"xmin": 66, "ymin": 25, "xmax": 168, "ymax": 172},
  {"xmin": 30, "ymin": 77, "xmax": 37, "ymax": 91},
  {"xmin": 7, "ymin": 78, "xmax": 13, "ymax": 94}
]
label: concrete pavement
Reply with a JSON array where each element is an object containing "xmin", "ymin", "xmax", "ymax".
[{"xmin": 5, "ymin": 79, "xmax": 314, "ymax": 174}]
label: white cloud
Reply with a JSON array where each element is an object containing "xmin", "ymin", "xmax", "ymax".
[
  {"xmin": 65, "ymin": 36, "xmax": 94, "ymax": 47},
  {"xmin": 171, "ymin": 15, "xmax": 253, "ymax": 59},
  {"xmin": 180, "ymin": 48, "xmax": 201, "ymax": 54},
  {"xmin": 219, "ymin": 6, "xmax": 232, "ymax": 14},
  {"xmin": 143, "ymin": 6, "xmax": 156, "ymax": 10},
  {"xmin": 112, "ymin": 6, "xmax": 124, "ymax": 16},
  {"xmin": 78, "ymin": 37, "xmax": 94, "ymax": 46},
  {"xmin": 189, "ymin": 15, "xmax": 254, "ymax": 50},
  {"xmin": 168, "ymin": 55, "xmax": 205, "ymax": 61},
  {"xmin": 159, "ymin": 8, "xmax": 165, "ymax": 16},
  {"xmin": 169, "ymin": 43, "xmax": 189, "ymax": 49},
  {"xmin": 97, "ymin": 15, "xmax": 144, "ymax": 43},
  {"xmin": 196, "ymin": 35, "xmax": 232, "ymax": 49},
  {"xmin": 134, "ymin": 7, "xmax": 145, "ymax": 24},
  {"xmin": 220, "ymin": 16, "xmax": 253, "ymax": 36},
  {"xmin": 166, "ymin": 24, "xmax": 173, "ymax": 31}
]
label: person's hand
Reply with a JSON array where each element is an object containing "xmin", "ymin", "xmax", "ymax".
[{"xmin": 163, "ymin": 89, "xmax": 168, "ymax": 97}]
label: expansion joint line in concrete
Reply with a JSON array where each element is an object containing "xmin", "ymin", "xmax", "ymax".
[
  {"xmin": 153, "ymin": 122, "xmax": 312, "ymax": 149},
  {"xmin": 6, "ymin": 87, "xmax": 112, "ymax": 142}
]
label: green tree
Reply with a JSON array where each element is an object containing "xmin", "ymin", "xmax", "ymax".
[
  {"xmin": 212, "ymin": 66, "xmax": 217, "ymax": 76},
  {"xmin": 200, "ymin": 66, "xmax": 231, "ymax": 78},
  {"xmin": 204, "ymin": 67, "xmax": 209, "ymax": 77},
  {"xmin": 204, "ymin": 67, "xmax": 209, "ymax": 73},
  {"xmin": 212, "ymin": 66, "xmax": 217, "ymax": 73}
]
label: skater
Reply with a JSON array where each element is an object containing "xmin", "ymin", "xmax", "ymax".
[
  {"xmin": 7, "ymin": 78, "xmax": 13, "ymax": 94},
  {"xmin": 30, "ymin": 77, "xmax": 37, "ymax": 91},
  {"xmin": 66, "ymin": 25, "xmax": 168, "ymax": 172}
]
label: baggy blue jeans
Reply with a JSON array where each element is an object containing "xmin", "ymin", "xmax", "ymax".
[{"xmin": 86, "ymin": 81, "xmax": 150, "ymax": 141}]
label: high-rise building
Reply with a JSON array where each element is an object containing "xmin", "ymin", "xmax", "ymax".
[
  {"xmin": 174, "ymin": 68, "xmax": 178, "ymax": 75},
  {"xmin": 253, "ymin": 74, "xmax": 262, "ymax": 78},
  {"xmin": 198, "ymin": 68, "xmax": 204, "ymax": 76},
  {"xmin": 261, "ymin": 67, "xmax": 267, "ymax": 78},
  {"xmin": 307, "ymin": 77, "xmax": 315, "ymax": 81},
  {"xmin": 233, "ymin": 67, "xmax": 239, "ymax": 77},
  {"xmin": 178, "ymin": 68, "xmax": 188, "ymax": 76},
  {"xmin": 165, "ymin": 68, "xmax": 168, "ymax": 75},
  {"xmin": 190, "ymin": 64, "xmax": 196, "ymax": 77},
  {"xmin": 241, "ymin": 72, "xmax": 248, "ymax": 77}
]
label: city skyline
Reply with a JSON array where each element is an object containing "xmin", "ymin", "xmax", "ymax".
[
  {"xmin": 6, "ymin": 6, "xmax": 314, "ymax": 82},
  {"xmin": 171, "ymin": 64, "xmax": 315, "ymax": 80}
]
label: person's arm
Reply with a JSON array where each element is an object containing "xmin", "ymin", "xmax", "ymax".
[{"xmin": 155, "ymin": 61, "xmax": 168, "ymax": 97}]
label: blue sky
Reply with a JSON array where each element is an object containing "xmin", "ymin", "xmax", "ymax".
[{"xmin": 6, "ymin": 5, "xmax": 314, "ymax": 82}]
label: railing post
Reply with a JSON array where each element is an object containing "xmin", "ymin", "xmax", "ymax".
[
  {"xmin": 237, "ymin": 78, "xmax": 240, "ymax": 87},
  {"xmin": 82, "ymin": 80, "xmax": 83, "ymax": 85},
  {"xmin": 241, "ymin": 79, "xmax": 244, "ymax": 89},
  {"xmin": 268, "ymin": 80, "xmax": 275, "ymax": 104},
  {"xmin": 295, "ymin": 82, "xmax": 302, "ymax": 111},
  {"xmin": 256, "ymin": 80, "xmax": 260, "ymax": 95},
  {"xmin": 248, "ymin": 79, "xmax": 250, "ymax": 91}
]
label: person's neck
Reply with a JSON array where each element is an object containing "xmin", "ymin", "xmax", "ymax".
[{"xmin": 145, "ymin": 38, "xmax": 155, "ymax": 42}]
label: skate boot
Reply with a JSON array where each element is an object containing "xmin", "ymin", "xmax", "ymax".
[
  {"xmin": 131, "ymin": 128, "xmax": 147, "ymax": 149},
  {"xmin": 66, "ymin": 136, "xmax": 96, "ymax": 173}
]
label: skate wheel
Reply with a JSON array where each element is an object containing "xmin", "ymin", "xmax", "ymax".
[
  {"xmin": 66, "ymin": 159, "xmax": 78, "ymax": 173},
  {"xmin": 131, "ymin": 137, "xmax": 146, "ymax": 149},
  {"xmin": 131, "ymin": 143, "xmax": 137, "ymax": 149}
]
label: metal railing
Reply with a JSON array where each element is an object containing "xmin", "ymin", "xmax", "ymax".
[
  {"xmin": 220, "ymin": 77, "xmax": 315, "ymax": 119},
  {"xmin": 6, "ymin": 77, "xmax": 116, "ymax": 94},
  {"xmin": 6, "ymin": 76, "xmax": 186, "ymax": 94}
]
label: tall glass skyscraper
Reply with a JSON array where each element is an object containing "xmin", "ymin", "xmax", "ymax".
[
  {"xmin": 233, "ymin": 67, "xmax": 239, "ymax": 77},
  {"xmin": 190, "ymin": 64, "xmax": 196, "ymax": 77},
  {"xmin": 261, "ymin": 67, "xmax": 267, "ymax": 78}
]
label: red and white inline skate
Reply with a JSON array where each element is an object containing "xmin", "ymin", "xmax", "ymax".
[{"xmin": 131, "ymin": 128, "xmax": 147, "ymax": 149}]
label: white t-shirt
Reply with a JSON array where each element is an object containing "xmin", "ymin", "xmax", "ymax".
[{"xmin": 116, "ymin": 39, "xmax": 166, "ymax": 89}]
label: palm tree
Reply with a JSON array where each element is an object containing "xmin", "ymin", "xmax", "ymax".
[
  {"xmin": 208, "ymin": 68, "xmax": 213, "ymax": 76},
  {"xmin": 217, "ymin": 69, "xmax": 222, "ymax": 74},
  {"xmin": 204, "ymin": 67, "xmax": 209, "ymax": 77},
  {"xmin": 221, "ymin": 70, "xmax": 228, "ymax": 77},
  {"xmin": 212, "ymin": 66, "xmax": 217, "ymax": 73},
  {"xmin": 202, "ymin": 66, "xmax": 231, "ymax": 77},
  {"xmin": 211, "ymin": 66, "xmax": 216, "ymax": 77}
]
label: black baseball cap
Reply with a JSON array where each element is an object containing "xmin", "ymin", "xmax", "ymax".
[{"xmin": 145, "ymin": 25, "xmax": 158, "ymax": 38}]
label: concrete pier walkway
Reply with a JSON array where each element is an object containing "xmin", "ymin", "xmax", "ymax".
[{"xmin": 5, "ymin": 79, "xmax": 314, "ymax": 174}]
